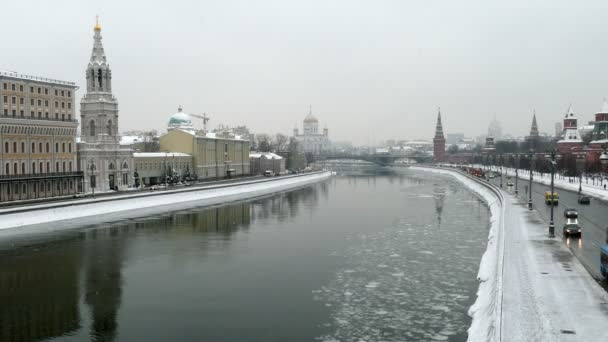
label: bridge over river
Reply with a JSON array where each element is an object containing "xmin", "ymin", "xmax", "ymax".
[{"xmin": 312, "ymin": 152, "xmax": 431, "ymax": 165}]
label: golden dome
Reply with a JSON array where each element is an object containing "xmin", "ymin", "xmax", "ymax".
[{"xmin": 94, "ymin": 15, "xmax": 101, "ymax": 31}]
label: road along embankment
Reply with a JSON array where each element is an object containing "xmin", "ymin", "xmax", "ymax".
[
  {"xmin": 0, "ymin": 171, "xmax": 332, "ymax": 230},
  {"xmin": 411, "ymin": 166, "xmax": 505, "ymax": 342}
]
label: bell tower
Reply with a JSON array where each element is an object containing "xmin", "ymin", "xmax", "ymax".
[
  {"xmin": 81, "ymin": 16, "xmax": 119, "ymax": 143},
  {"xmin": 77, "ymin": 17, "xmax": 133, "ymax": 194}
]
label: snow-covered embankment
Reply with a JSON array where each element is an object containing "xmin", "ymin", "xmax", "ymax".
[
  {"xmin": 0, "ymin": 171, "xmax": 332, "ymax": 230},
  {"xmin": 411, "ymin": 166, "xmax": 505, "ymax": 342}
]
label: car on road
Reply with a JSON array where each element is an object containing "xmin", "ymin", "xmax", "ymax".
[
  {"xmin": 563, "ymin": 219, "xmax": 582, "ymax": 237},
  {"xmin": 578, "ymin": 195, "xmax": 591, "ymax": 204},
  {"xmin": 601, "ymin": 245, "xmax": 608, "ymax": 278},
  {"xmin": 544, "ymin": 191, "xmax": 559, "ymax": 205},
  {"xmin": 507, "ymin": 182, "xmax": 514, "ymax": 187},
  {"xmin": 263, "ymin": 170, "xmax": 273, "ymax": 177},
  {"xmin": 563, "ymin": 208, "xmax": 578, "ymax": 219}
]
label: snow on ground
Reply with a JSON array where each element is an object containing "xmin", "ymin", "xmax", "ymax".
[
  {"xmin": 415, "ymin": 166, "xmax": 608, "ymax": 342},
  {"xmin": 476, "ymin": 164, "xmax": 608, "ymax": 202},
  {"xmin": 0, "ymin": 171, "xmax": 332, "ymax": 230}
]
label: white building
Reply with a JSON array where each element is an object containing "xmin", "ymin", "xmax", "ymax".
[
  {"xmin": 293, "ymin": 107, "xmax": 330, "ymax": 154},
  {"xmin": 77, "ymin": 19, "xmax": 133, "ymax": 192}
]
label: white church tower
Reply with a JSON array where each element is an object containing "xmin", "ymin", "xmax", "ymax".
[{"xmin": 77, "ymin": 17, "xmax": 133, "ymax": 192}]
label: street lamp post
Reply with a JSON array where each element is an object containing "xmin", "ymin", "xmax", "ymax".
[
  {"xmin": 515, "ymin": 154, "xmax": 519, "ymax": 195},
  {"xmin": 547, "ymin": 150, "xmax": 559, "ymax": 238},
  {"xmin": 575, "ymin": 152, "xmax": 584, "ymax": 195},
  {"xmin": 528, "ymin": 149, "xmax": 534, "ymax": 210},
  {"xmin": 88, "ymin": 159, "xmax": 96, "ymax": 197},
  {"xmin": 499, "ymin": 154, "xmax": 503, "ymax": 188}
]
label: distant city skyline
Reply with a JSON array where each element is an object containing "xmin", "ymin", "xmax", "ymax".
[{"xmin": 2, "ymin": 0, "xmax": 608, "ymax": 144}]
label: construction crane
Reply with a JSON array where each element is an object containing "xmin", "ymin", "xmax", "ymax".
[{"xmin": 190, "ymin": 113, "xmax": 210, "ymax": 131}]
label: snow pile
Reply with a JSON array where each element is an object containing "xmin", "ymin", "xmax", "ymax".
[
  {"xmin": 0, "ymin": 171, "xmax": 332, "ymax": 230},
  {"xmin": 411, "ymin": 166, "xmax": 505, "ymax": 342}
]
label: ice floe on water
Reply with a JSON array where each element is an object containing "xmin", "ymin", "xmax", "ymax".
[{"xmin": 315, "ymin": 174, "xmax": 490, "ymax": 342}]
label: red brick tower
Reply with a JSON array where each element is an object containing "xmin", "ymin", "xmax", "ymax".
[{"xmin": 433, "ymin": 108, "xmax": 446, "ymax": 162}]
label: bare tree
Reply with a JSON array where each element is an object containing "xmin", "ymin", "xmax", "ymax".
[
  {"xmin": 256, "ymin": 134, "xmax": 272, "ymax": 152},
  {"xmin": 274, "ymin": 133, "xmax": 288, "ymax": 152}
]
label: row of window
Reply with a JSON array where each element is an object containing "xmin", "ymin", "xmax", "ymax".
[
  {"xmin": 3, "ymin": 180, "xmax": 75, "ymax": 198},
  {"xmin": 137, "ymin": 162, "xmax": 190, "ymax": 170},
  {"xmin": 4, "ymin": 160, "xmax": 73, "ymax": 175},
  {"xmin": 2, "ymin": 109, "xmax": 72, "ymax": 120},
  {"xmin": 3, "ymin": 141, "xmax": 73, "ymax": 154},
  {"xmin": 2, "ymin": 96, "xmax": 72, "ymax": 109},
  {"xmin": 2, "ymin": 82, "xmax": 71, "ymax": 97}
]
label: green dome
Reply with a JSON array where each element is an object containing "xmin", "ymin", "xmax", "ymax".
[{"xmin": 168, "ymin": 106, "xmax": 192, "ymax": 126}]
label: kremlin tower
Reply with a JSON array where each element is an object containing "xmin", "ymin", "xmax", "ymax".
[{"xmin": 433, "ymin": 108, "xmax": 446, "ymax": 162}]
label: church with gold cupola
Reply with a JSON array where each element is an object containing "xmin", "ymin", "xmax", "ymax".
[
  {"xmin": 292, "ymin": 106, "xmax": 331, "ymax": 154},
  {"xmin": 77, "ymin": 18, "xmax": 133, "ymax": 192}
]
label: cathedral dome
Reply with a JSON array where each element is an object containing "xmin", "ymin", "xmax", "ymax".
[
  {"xmin": 168, "ymin": 106, "xmax": 193, "ymax": 127},
  {"xmin": 303, "ymin": 113, "xmax": 318, "ymax": 123}
]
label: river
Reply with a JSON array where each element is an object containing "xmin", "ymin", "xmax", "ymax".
[{"xmin": 0, "ymin": 167, "xmax": 490, "ymax": 342}]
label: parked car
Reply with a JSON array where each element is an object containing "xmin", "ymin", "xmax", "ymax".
[
  {"xmin": 563, "ymin": 219, "xmax": 582, "ymax": 237},
  {"xmin": 72, "ymin": 192, "xmax": 87, "ymax": 198},
  {"xmin": 601, "ymin": 245, "xmax": 608, "ymax": 279},
  {"xmin": 544, "ymin": 191, "xmax": 559, "ymax": 205},
  {"xmin": 578, "ymin": 195, "xmax": 591, "ymax": 204},
  {"xmin": 563, "ymin": 208, "xmax": 578, "ymax": 219},
  {"xmin": 507, "ymin": 182, "xmax": 514, "ymax": 187},
  {"xmin": 263, "ymin": 170, "xmax": 273, "ymax": 177}
]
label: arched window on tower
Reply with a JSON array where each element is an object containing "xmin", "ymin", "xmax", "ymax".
[
  {"xmin": 90, "ymin": 120, "xmax": 96, "ymax": 136},
  {"xmin": 91, "ymin": 69, "xmax": 95, "ymax": 88},
  {"xmin": 98, "ymin": 68, "xmax": 103, "ymax": 88},
  {"xmin": 107, "ymin": 120, "xmax": 112, "ymax": 136}
]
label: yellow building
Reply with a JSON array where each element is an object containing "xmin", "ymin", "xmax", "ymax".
[
  {"xmin": 0, "ymin": 71, "xmax": 80, "ymax": 202},
  {"xmin": 160, "ymin": 129, "xmax": 250, "ymax": 179}
]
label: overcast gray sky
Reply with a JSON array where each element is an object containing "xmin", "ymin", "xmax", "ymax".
[{"xmin": 2, "ymin": 0, "xmax": 608, "ymax": 144}]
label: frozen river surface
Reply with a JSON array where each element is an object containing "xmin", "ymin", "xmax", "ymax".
[{"xmin": 0, "ymin": 168, "xmax": 490, "ymax": 342}]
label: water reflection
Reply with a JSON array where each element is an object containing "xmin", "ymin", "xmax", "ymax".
[
  {"xmin": 84, "ymin": 228, "xmax": 126, "ymax": 342},
  {"xmin": 0, "ymin": 182, "xmax": 324, "ymax": 341},
  {"xmin": 433, "ymin": 184, "xmax": 447, "ymax": 227},
  {"xmin": 0, "ymin": 239, "xmax": 83, "ymax": 341}
]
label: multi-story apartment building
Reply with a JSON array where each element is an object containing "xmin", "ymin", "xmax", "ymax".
[{"xmin": 0, "ymin": 70, "xmax": 81, "ymax": 202}]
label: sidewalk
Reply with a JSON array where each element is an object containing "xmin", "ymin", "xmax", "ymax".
[
  {"xmin": 479, "ymin": 164, "xmax": 608, "ymax": 202},
  {"xmin": 500, "ymin": 189, "xmax": 608, "ymax": 341}
]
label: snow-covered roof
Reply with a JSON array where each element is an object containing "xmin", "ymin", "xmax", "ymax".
[
  {"xmin": 134, "ymin": 152, "xmax": 191, "ymax": 158},
  {"xmin": 0, "ymin": 70, "xmax": 76, "ymax": 87},
  {"xmin": 120, "ymin": 135, "xmax": 142, "ymax": 145},
  {"xmin": 250, "ymin": 152, "xmax": 283, "ymax": 159}
]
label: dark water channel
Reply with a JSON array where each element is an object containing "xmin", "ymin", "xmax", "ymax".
[{"xmin": 0, "ymin": 168, "xmax": 490, "ymax": 342}]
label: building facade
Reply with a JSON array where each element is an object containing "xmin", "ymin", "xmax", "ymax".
[
  {"xmin": 249, "ymin": 152, "xmax": 285, "ymax": 175},
  {"xmin": 433, "ymin": 108, "xmax": 445, "ymax": 162},
  {"xmin": 556, "ymin": 105, "xmax": 583, "ymax": 154},
  {"xmin": 0, "ymin": 71, "xmax": 81, "ymax": 202},
  {"xmin": 134, "ymin": 152, "xmax": 193, "ymax": 185},
  {"xmin": 293, "ymin": 107, "xmax": 330, "ymax": 154},
  {"xmin": 77, "ymin": 20, "xmax": 133, "ymax": 192},
  {"xmin": 160, "ymin": 129, "xmax": 250, "ymax": 179},
  {"xmin": 590, "ymin": 100, "xmax": 608, "ymax": 145}
]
